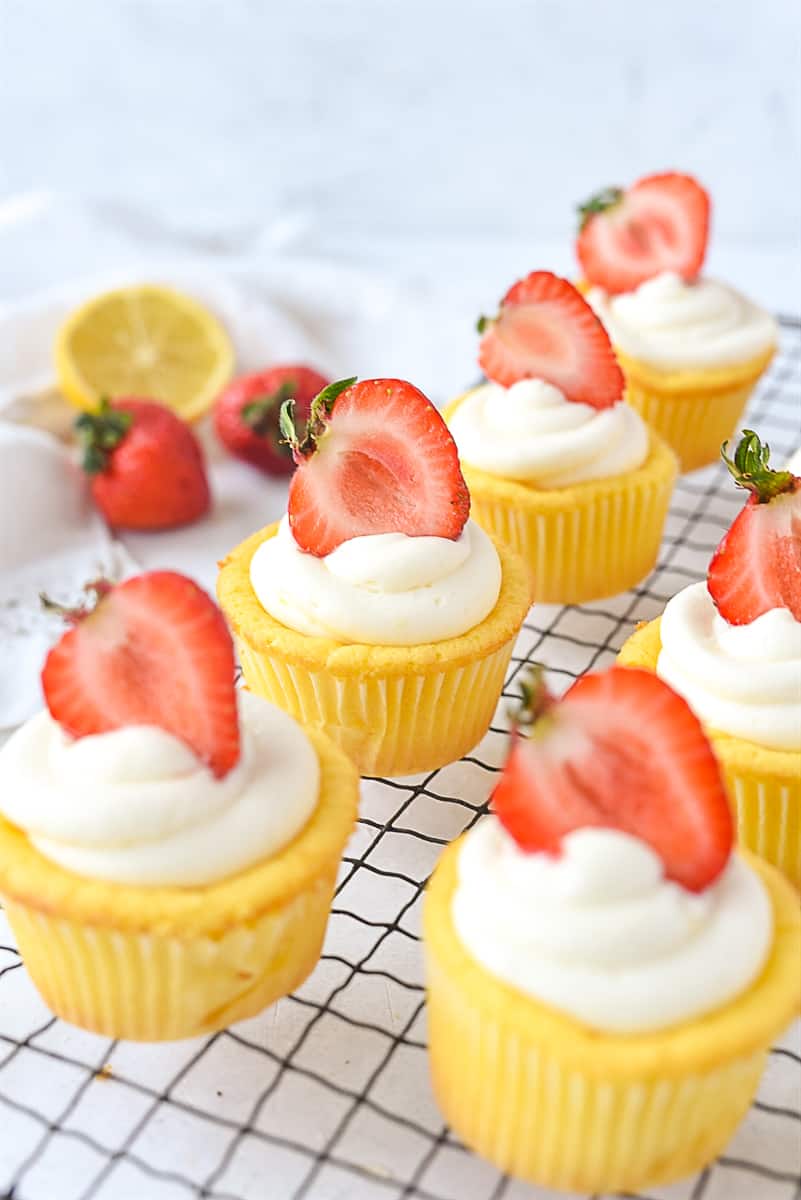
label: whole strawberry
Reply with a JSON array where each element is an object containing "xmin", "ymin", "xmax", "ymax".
[
  {"xmin": 214, "ymin": 365, "xmax": 330, "ymax": 476},
  {"xmin": 76, "ymin": 397, "xmax": 210, "ymax": 530}
]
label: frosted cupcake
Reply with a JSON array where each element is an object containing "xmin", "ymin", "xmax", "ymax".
[
  {"xmin": 619, "ymin": 431, "xmax": 801, "ymax": 887},
  {"xmin": 424, "ymin": 666, "xmax": 801, "ymax": 1193},
  {"xmin": 577, "ymin": 171, "xmax": 777, "ymax": 471},
  {"xmin": 0, "ymin": 571, "xmax": 358, "ymax": 1041},
  {"xmin": 444, "ymin": 271, "xmax": 677, "ymax": 602},
  {"xmin": 218, "ymin": 377, "xmax": 531, "ymax": 776}
]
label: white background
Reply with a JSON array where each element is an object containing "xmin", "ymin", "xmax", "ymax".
[{"xmin": 1, "ymin": 0, "xmax": 799, "ymax": 309}]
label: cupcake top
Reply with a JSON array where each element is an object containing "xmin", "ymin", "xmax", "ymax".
[
  {"xmin": 250, "ymin": 377, "xmax": 501, "ymax": 645},
  {"xmin": 0, "ymin": 572, "xmax": 319, "ymax": 886},
  {"xmin": 588, "ymin": 273, "xmax": 777, "ymax": 371},
  {"xmin": 451, "ymin": 665, "xmax": 772, "ymax": 1033},
  {"xmin": 657, "ymin": 431, "xmax": 801, "ymax": 751},
  {"xmin": 448, "ymin": 271, "xmax": 649, "ymax": 487},
  {"xmin": 576, "ymin": 171, "xmax": 777, "ymax": 369}
]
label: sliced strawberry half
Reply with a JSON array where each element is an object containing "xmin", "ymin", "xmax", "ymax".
[
  {"xmin": 282, "ymin": 377, "xmax": 470, "ymax": 557},
  {"xmin": 708, "ymin": 430, "xmax": 801, "ymax": 625},
  {"xmin": 576, "ymin": 171, "xmax": 711, "ymax": 294},
  {"xmin": 42, "ymin": 572, "xmax": 240, "ymax": 777},
  {"xmin": 477, "ymin": 271, "xmax": 624, "ymax": 407},
  {"xmin": 491, "ymin": 665, "xmax": 732, "ymax": 892}
]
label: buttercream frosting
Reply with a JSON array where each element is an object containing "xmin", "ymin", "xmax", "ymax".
[
  {"xmin": 250, "ymin": 517, "xmax": 501, "ymax": 644},
  {"xmin": 657, "ymin": 581, "xmax": 801, "ymax": 751},
  {"xmin": 588, "ymin": 272, "xmax": 777, "ymax": 370},
  {"xmin": 448, "ymin": 379, "xmax": 648, "ymax": 487},
  {"xmin": 0, "ymin": 691, "xmax": 320, "ymax": 886},
  {"xmin": 452, "ymin": 819, "xmax": 772, "ymax": 1033}
]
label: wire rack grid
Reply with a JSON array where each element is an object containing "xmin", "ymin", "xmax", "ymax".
[{"xmin": 0, "ymin": 319, "xmax": 800, "ymax": 1200}]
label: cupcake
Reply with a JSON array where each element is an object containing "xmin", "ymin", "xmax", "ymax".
[
  {"xmin": 577, "ymin": 171, "xmax": 778, "ymax": 471},
  {"xmin": 0, "ymin": 571, "xmax": 358, "ymax": 1041},
  {"xmin": 218, "ymin": 377, "xmax": 531, "ymax": 777},
  {"xmin": 619, "ymin": 431, "xmax": 801, "ymax": 888},
  {"xmin": 424, "ymin": 665, "xmax": 801, "ymax": 1194},
  {"xmin": 444, "ymin": 271, "xmax": 677, "ymax": 603}
]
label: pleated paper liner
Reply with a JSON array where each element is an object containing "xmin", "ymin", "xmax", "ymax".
[{"xmin": 615, "ymin": 345, "xmax": 776, "ymax": 473}]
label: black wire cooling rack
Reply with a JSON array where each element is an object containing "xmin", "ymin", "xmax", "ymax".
[{"xmin": 1, "ymin": 319, "xmax": 800, "ymax": 1200}]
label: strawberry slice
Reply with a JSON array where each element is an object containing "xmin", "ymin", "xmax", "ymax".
[
  {"xmin": 282, "ymin": 378, "xmax": 470, "ymax": 557},
  {"xmin": 477, "ymin": 271, "xmax": 624, "ymax": 407},
  {"xmin": 491, "ymin": 665, "xmax": 732, "ymax": 892},
  {"xmin": 576, "ymin": 171, "xmax": 710, "ymax": 294},
  {"xmin": 42, "ymin": 572, "xmax": 240, "ymax": 778},
  {"xmin": 708, "ymin": 430, "xmax": 801, "ymax": 625}
]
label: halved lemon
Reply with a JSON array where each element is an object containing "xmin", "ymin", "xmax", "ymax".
[{"xmin": 55, "ymin": 284, "xmax": 235, "ymax": 421}]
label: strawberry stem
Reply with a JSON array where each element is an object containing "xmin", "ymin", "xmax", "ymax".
[
  {"xmin": 40, "ymin": 579, "xmax": 114, "ymax": 625},
  {"xmin": 721, "ymin": 429, "xmax": 795, "ymax": 503},
  {"xmin": 75, "ymin": 397, "xmax": 133, "ymax": 474},
  {"xmin": 511, "ymin": 666, "xmax": 556, "ymax": 729},
  {"xmin": 279, "ymin": 376, "xmax": 357, "ymax": 463},
  {"xmin": 577, "ymin": 185, "xmax": 624, "ymax": 232},
  {"xmin": 241, "ymin": 380, "xmax": 297, "ymax": 440}
]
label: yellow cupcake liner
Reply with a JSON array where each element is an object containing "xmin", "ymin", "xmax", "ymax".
[
  {"xmin": 424, "ymin": 840, "xmax": 801, "ymax": 1193},
  {"xmin": 618, "ymin": 618, "xmax": 801, "ymax": 890},
  {"xmin": 0, "ymin": 728, "xmax": 358, "ymax": 1041},
  {"xmin": 443, "ymin": 399, "xmax": 677, "ymax": 605},
  {"xmin": 615, "ymin": 346, "xmax": 776, "ymax": 473},
  {"xmin": 218, "ymin": 526, "xmax": 532, "ymax": 777}
]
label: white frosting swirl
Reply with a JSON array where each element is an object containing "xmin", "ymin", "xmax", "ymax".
[
  {"xmin": 452, "ymin": 820, "xmax": 772, "ymax": 1033},
  {"xmin": 0, "ymin": 692, "xmax": 319, "ymax": 886},
  {"xmin": 250, "ymin": 517, "xmax": 501, "ymax": 644},
  {"xmin": 588, "ymin": 272, "xmax": 778, "ymax": 369},
  {"xmin": 448, "ymin": 379, "xmax": 649, "ymax": 487},
  {"xmin": 657, "ymin": 581, "xmax": 801, "ymax": 751}
]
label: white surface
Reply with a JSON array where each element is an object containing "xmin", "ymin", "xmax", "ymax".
[{"xmin": 1, "ymin": 0, "xmax": 799, "ymax": 251}]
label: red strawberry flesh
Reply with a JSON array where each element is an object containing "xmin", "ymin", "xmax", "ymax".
[
  {"xmin": 477, "ymin": 271, "xmax": 624, "ymax": 407},
  {"xmin": 286, "ymin": 378, "xmax": 470, "ymax": 557},
  {"xmin": 576, "ymin": 171, "xmax": 710, "ymax": 295},
  {"xmin": 708, "ymin": 487, "xmax": 801, "ymax": 624},
  {"xmin": 491, "ymin": 666, "xmax": 733, "ymax": 892},
  {"xmin": 708, "ymin": 430, "xmax": 801, "ymax": 625},
  {"xmin": 42, "ymin": 572, "xmax": 240, "ymax": 778}
]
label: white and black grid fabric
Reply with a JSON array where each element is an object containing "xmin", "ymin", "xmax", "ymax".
[{"xmin": 1, "ymin": 319, "xmax": 800, "ymax": 1200}]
